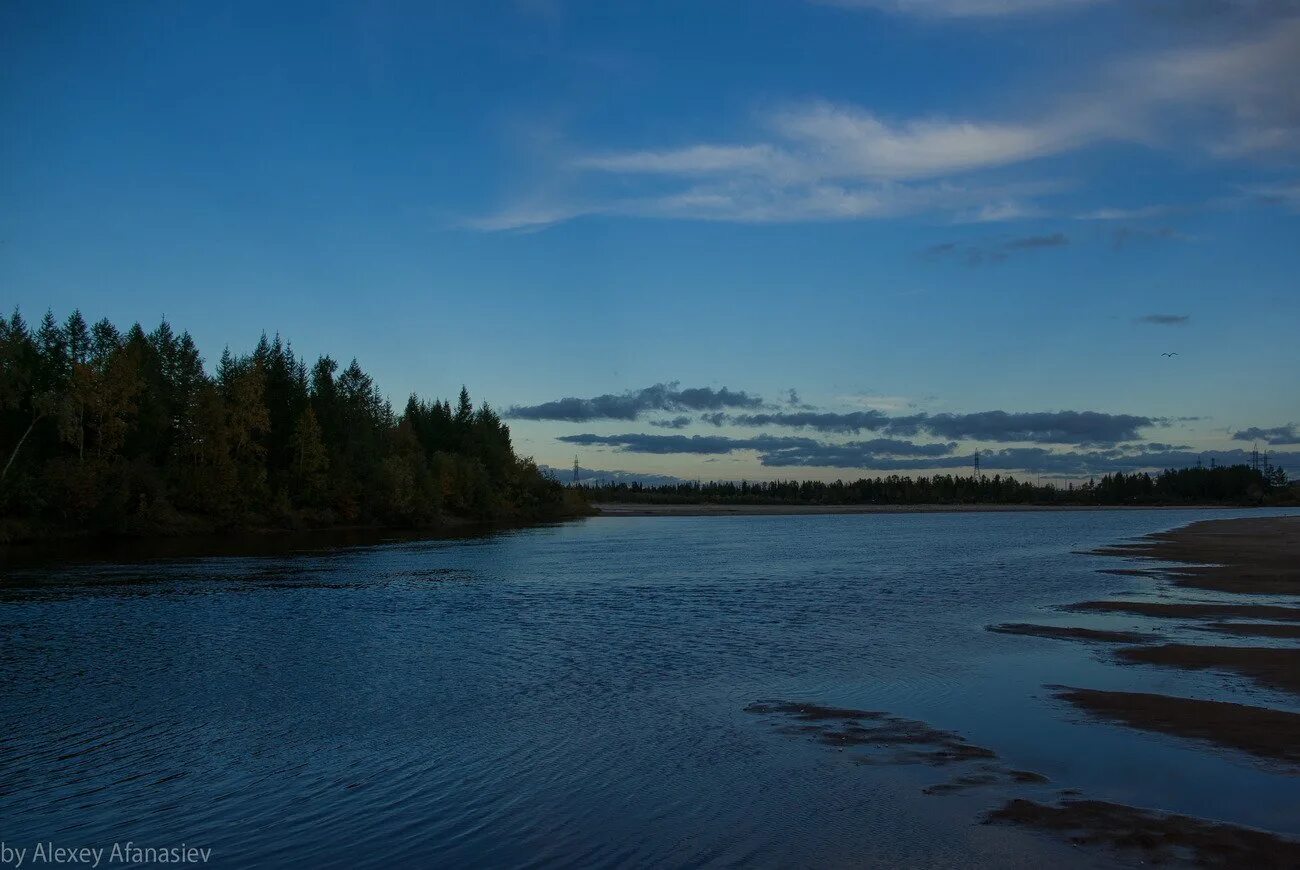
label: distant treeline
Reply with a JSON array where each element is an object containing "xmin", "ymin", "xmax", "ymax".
[
  {"xmin": 0, "ymin": 309, "xmax": 585, "ymax": 543},
  {"xmin": 582, "ymin": 464, "xmax": 1292, "ymax": 507}
]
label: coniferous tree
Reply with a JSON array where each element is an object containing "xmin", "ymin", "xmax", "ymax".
[{"xmin": 1, "ymin": 308, "xmax": 579, "ymax": 542}]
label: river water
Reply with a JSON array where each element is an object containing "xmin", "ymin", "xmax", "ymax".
[{"xmin": 2, "ymin": 509, "xmax": 1298, "ymax": 867}]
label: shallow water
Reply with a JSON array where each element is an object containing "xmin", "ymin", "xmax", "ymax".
[{"xmin": 2, "ymin": 508, "xmax": 1298, "ymax": 868}]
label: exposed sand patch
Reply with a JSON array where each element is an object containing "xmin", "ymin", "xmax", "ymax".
[
  {"xmin": 987, "ymin": 622, "xmax": 1158, "ymax": 643},
  {"xmin": 984, "ymin": 798, "xmax": 1300, "ymax": 866},
  {"xmin": 1115, "ymin": 643, "xmax": 1300, "ymax": 695},
  {"xmin": 1198, "ymin": 621, "xmax": 1300, "ymax": 640},
  {"xmin": 1053, "ymin": 686, "xmax": 1300, "ymax": 766},
  {"xmin": 744, "ymin": 700, "xmax": 996, "ymax": 763},
  {"xmin": 743, "ymin": 700, "xmax": 1050, "ymax": 795},
  {"xmin": 1090, "ymin": 516, "xmax": 1300, "ymax": 594},
  {"xmin": 1062, "ymin": 600, "xmax": 1300, "ymax": 622}
]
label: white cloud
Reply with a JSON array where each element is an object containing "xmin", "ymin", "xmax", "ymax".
[
  {"xmin": 1074, "ymin": 205, "xmax": 1171, "ymax": 221},
  {"xmin": 822, "ymin": 0, "xmax": 1108, "ymax": 18},
  {"xmin": 466, "ymin": 15, "xmax": 1300, "ymax": 230},
  {"xmin": 1241, "ymin": 180, "xmax": 1300, "ymax": 212},
  {"xmin": 573, "ymin": 144, "xmax": 794, "ymax": 177},
  {"xmin": 767, "ymin": 103, "xmax": 1085, "ymax": 179},
  {"xmin": 961, "ymin": 200, "xmax": 1046, "ymax": 223},
  {"xmin": 459, "ymin": 203, "xmax": 600, "ymax": 232},
  {"xmin": 1115, "ymin": 17, "xmax": 1300, "ymax": 157}
]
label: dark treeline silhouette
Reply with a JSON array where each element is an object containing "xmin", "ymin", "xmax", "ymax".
[
  {"xmin": 582, "ymin": 464, "xmax": 1291, "ymax": 507},
  {"xmin": 0, "ymin": 309, "xmax": 585, "ymax": 543}
]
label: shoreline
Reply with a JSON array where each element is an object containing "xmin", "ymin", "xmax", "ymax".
[
  {"xmin": 982, "ymin": 513, "xmax": 1300, "ymax": 860},
  {"xmin": 0, "ymin": 514, "xmax": 589, "ymax": 571},
  {"xmin": 1089, "ymin": 515, "xmax": 1300, "ymax": 594},
  {"xmin": 591, "ymin": 501, "xmax": 1267, "ymax": 517}
]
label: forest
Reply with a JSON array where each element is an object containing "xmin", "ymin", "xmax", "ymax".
[
  {"xmin": 583, "ymin": 464, "xmax": 1292, "ymax": 507},
  {"xmin": 0, "ymin": 309, "xmax": 585, "ymax": 543}
]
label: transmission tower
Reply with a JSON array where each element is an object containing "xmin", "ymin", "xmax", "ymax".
[
  {"xmin": 572, "ymin": 455, "xmax": 580, "ymax": 486},
  {"xmin": 973, "ymin": 450, "xmax": 980, "ymax": 480}
]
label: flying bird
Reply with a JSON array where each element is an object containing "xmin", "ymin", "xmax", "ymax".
[{"xmin": 1161, "ymin": 352, "xmax": 1178, "ymax": 357}]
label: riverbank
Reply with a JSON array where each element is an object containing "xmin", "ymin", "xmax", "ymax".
[
  {"xmin": 0, "ymin": 510, "xmax": 591, "ymax": 570},
  {"xmin": 982, "ymin": 513, "xmax": 1300, "ymax": 860},
  {"xmin": 592, "ymin": 502, "xmax": 1257, "ymax": 517},
  {"xmin": 1090, "ymin": 514, "xmax": 1300, "ymax": 594}
]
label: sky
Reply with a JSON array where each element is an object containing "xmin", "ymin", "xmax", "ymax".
[{"xmin": 3, "ymin": 0, "xmax": 1298, "ymax": 484}]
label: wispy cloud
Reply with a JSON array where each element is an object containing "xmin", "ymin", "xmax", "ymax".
[
  {"xmin": 559, "ymin": 433, "xmax": 818, "ymax": 455},
  {"xmin": 1232, "ymin": 423, "xmax": 1300, "ymax": 445},
  {"xmin": 558, "ymin": 432, "xmax": 958, "ymax": 459},
  {"xmin": 923, "ymin": 232, "xmax": 1069, "ymax": 265},
  {"xmin": 1241, "ymin": 180, "xmax": 1300, "ymax": 212},
  {"xmin": 557, "ymin": 430, "xmax": 1295, "ymax": 476},
  {"xmin": 650, "ymin": 416, "xmax": 693, "ymax": 429},
  {"xmin": 1075, "ymin": 205, "xmax": 1173, "ymax": 220},
  {"xmin": 467, "ymin": 17, "xmax": 1300, "ymax": 230},
  {"xmin": 1109, "ymin": 225, "xmax": 1183, "ymax": 248},
  {"xmin": 524, "ymin": 388, "xmax": 1158, "ymax": 445},
  {"xmin": 897, "ymin": 409, "xmax": 1152, "ymax": 444},
  {"xmin": 1121, "ymin": 17, "xmax": 1300, "ymax": 158},
  {"xmin": 723, "ymin": 410, "xmax": 892, "ymax": 434},
  {"xmin": 1003, "ymin": 232, "xmax": 1068, "ymax": 249},
  {"xmin": 507, "ymin": 383, "xmax": 763, "ymax": 422},
  {"xmin": 820, "ymin": 0, "xmax": 1109, "ymax": 19}
]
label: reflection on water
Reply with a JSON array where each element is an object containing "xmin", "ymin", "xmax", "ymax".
[{"xmin": 1, "ymin": 509, "xmax": 1297, "ymax": 867}]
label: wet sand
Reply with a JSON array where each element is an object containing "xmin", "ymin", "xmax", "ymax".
[
  {"xmin": 985, "ymin": 798, "xmax": 1300, "ymax": 866},
  {"xmin": 744, "ymin": 701, "xmax": 1050, "ymax": 795},
  {"xmin": 1053, "ymin": 687, "xmax": 1300, "ymax": 766},
  {"xmin": 593, "ymin": 502, "xmax": 1242, "ymax": 517},
  {"xmin": 1090, "ymin": 515, "xmax": 1300, "ymax": 594},
  {"xmin": 740, "ymin": 515, "xmax": 1300, "ymax": 862},
  {"xmin": 1062, "ymin": 600, "xmax": 1300, "ymax": 622},
  {"xmin": 1198, "ymin": 621, "xmax": 1300, "ymax": 639},
  {"xmin": 744, "ymin": 701, "xmax": 998, "ymax": 763},
  {"xmin": 987, "ymin": 623, "xmax": 1158, "ymax": 643},
  {"xmin": 1115, "ymin": 643, "xmax": 1300, "ymax": 695},
  {"xmin": 985, "ymin": 515, "xmax": 1300, "ymax": 859}
]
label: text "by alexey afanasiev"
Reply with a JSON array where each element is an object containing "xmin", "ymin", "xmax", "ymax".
[{"xmin": 1, "ymin": 843, "xmax": 213, "ymax": 868}]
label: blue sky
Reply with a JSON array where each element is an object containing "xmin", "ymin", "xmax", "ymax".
[{"xmin": 3, "ymin": 0, "xmax": 1298, "ymax": 482}]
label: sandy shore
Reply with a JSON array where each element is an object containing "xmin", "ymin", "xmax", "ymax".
[
  {"xmin": 591, "ymin": 502, "xmax": 1246, "ymax": 517},
  {"xmin": 976, "ymin": 515, "xmax": 1300, "ymax": 861},
  {"xmin": 1116, "ymin": 643, "xmax": 1300, "ymax": 695},
  {"xmin": 1062, "ymin": 599, "xmax": 1300, "ymax": 621},
  {"xmin": 987, "ymin": 623, "xmax": 1158, "ymax": 644},
  {"xmin": 985, "ymin": 796, "xmax": 1300, "ymax": 864},
  {"xmin": 1053, "ymin": 687, "xmax": 1300, "ymax": 766},
  {"xmin": 740, "ymin": 514, "xmax": 1300, "ymax": 863},
  {"xmin": 1090, "ymin": 514, "xmax": 1300, "ymax": 594}
]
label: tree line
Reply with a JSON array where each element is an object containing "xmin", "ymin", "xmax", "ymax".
[
  {"xmin": 0, "ymin": 309, "xmax": 585, "ymax": 543},
  {"xmin": 581, "ymin": 464, "xmax": 1291, "ymax": 507}
]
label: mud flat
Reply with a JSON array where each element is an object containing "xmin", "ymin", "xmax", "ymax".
[
  {"xmin": 1114, "ymin": 643, "xmax": 1300, "ymax": 695},
  {"xmin": 1090, "ymin": 515, "xmax": 1300, "ymax": 594},
  {"xmin": 1053, "ymin": 687, "xmax": 1300, "ymax": 766},
  {"xmin": 1062, "ymin": 600, "xmax": 1300, "ymax": 621},
  {"xmin": 743, "ymin": 700, "xmax": 997, "ymax": 763},
  {"xmin": 985, "ymin": 797, "xmax": 1300, "ymax": 866},
  {"xmin": 987, "ymin": 623, "xmax": 1157, "ymax": 643},
  {"xmin": 743, "ymin": 701, "xmax": 1051, "ymax": 795},
  {"xmin": 1198, "ymin": 621, "xmax": 1300, "ymax": 639}
]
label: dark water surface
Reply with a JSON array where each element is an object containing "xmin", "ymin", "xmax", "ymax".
[{"xmin": 3, "ymin": 509, "xmax": 1298, "ymax": 868}]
